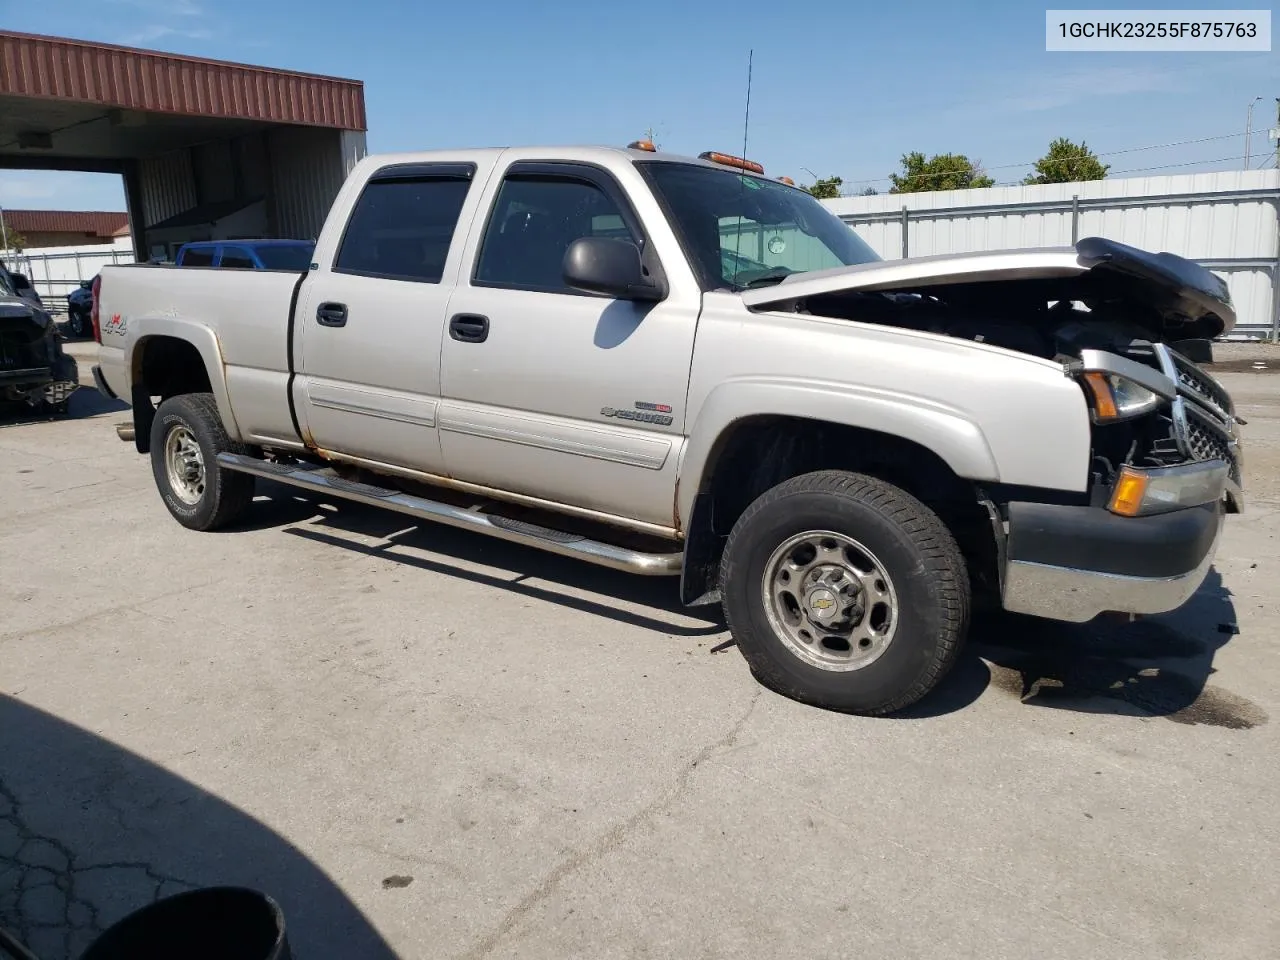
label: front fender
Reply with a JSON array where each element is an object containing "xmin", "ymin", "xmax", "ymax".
[
  {"xmin": 677, "ymin": 377, "xmax": 1001, "ymax": 527},
  {"xmin": 126, "ymin": 316, "xmax": 242, "ymax": 442}
]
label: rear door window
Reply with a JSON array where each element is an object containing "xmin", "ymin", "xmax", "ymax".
[{"xmin": 334, "ymin": 169, "xmax": 474, "ymax": 283}]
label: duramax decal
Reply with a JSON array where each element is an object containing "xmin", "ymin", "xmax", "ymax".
[{"xmin": 601, "ymin": 401, "xmax": 673, "ymax": 427}]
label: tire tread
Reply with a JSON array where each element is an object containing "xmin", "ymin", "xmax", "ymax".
[{"xmin": 720, "ymin": 469, "xmax": 969, "ymax": 715}]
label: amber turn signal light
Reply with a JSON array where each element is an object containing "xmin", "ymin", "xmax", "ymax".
[
  {"xmin": 1109, "ymin": 466, "xmax": 1149, "ymax": 517},
  {"xmin": 699, "ymin": 151, "xmax": 765, "ymax": 174},
  {"xmin": 628, "ymin": 140, "xmax": 657, "ymax": 152},
  {"xmin": 1083, "ymin": 372, "xmax": 1118, "ymax": 420}
]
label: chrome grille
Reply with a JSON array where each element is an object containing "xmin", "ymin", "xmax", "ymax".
[
  {"xmin": 1169, "ymin": 350, "xmax": 1233, "ymax": 418},
  {"xmin": 1155, "ymin": 343, "xmax": 1242, "ymax": 490},
  {"xmin": 1184, "ymin": 403, "xmax": 1241, "ymax": 486}
]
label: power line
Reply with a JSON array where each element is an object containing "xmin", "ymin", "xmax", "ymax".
[{"xmin": 837, "ymin": 131, "xmax": 1250, "ymax": 189}]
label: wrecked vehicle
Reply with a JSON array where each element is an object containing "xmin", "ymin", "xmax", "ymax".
[
  {"xmin": 93, "ymin": 144, "xmax": 1241, "ymax": 715},
  {"xmin": 0, "ymin": 267, "xmax": 78, "ymax": 413}
]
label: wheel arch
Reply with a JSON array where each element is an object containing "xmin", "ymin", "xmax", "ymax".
[
  {"xmin": 677, "ymin": 400, "xmax": 1001, "ymax": 607},
  {"xmin": 126, "ymin": 318, "xmax": 240, "ymax": 452}
]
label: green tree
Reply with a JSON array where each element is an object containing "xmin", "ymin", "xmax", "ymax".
[
  {"xmin": 1023, "ymin": 137, "xmax": 1109, "ymax": 184},
  {"xmin": 0, "ymin": 224, "xmax": 27, "ymax": 252},
  {"xmin": 804, "ymin": 175, "xmax": 843, "ymax": 199},
  {"xmin": 889, "ymin": 152, "xmax": 994, "ymax": 193},
  {"xmin": 860, "ymin": 186, "xmax": 879, "ymax": 196}
]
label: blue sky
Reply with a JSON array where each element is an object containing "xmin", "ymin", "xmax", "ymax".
[{"xmin": 1, "ymin": 0, "xmax": 1276, "ymax": 211}]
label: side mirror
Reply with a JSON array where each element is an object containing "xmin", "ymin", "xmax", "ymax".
[
  {"xmin": 80, "ymin": 280, "xmax": 92, "ymax": 289},
  {"xmin": 563, "ymin": 237, "xmax": 666, "ymax": 302},
  {"xmin": 12, "ymin": 273, "xmax": 31, "ymax": 290}
]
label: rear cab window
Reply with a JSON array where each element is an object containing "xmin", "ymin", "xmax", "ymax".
[
  {"xmin": 334, "ymin": 163, "xmax": 476, "ymax": 283},
  {"xmin": 217, "ymin": 247, "xmax": 256, "ymax": 269},
  {"xmin": 179, "ymin": 246, "xmax": 215, "ymax": 267}
]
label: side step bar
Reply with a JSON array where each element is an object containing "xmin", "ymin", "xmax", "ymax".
[{"xmin": 216, "ymin": 453, "xmax": 683, "ymax": 576}]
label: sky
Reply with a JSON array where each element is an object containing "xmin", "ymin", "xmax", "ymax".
[{"xmin": 0, "ymin": 0, "xmax": 1276, "ymax": 212}]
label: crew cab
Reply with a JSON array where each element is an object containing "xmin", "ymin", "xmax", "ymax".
[{"xmin": 93, "ymin": 143, "xmax": 1242, "ymax": 715}]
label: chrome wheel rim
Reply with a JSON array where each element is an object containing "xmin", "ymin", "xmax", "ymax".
[
  {"xmin": 164, "ymin": 425, "xmax": 206, "ymax": 505},
  {"xmin": 761, "ymin": 530, "xmax": 899, "ymax": 672}
]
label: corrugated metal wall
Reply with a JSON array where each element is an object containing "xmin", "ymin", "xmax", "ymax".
[
  {"xmin": 267, "ymin": 127, "xmax": 367, "ymax": 239},
  {"xmin": 138, "ymin": 149, "xmax": 197, "ymax": 227},
  {"xmin": 824, "ymin": 170, "xmax": 1280, "ymax": 338}
]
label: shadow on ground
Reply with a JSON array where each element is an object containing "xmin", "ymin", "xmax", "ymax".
[
  {"xmin": 235, "ymin": 483, "xmax": 725, "ymax": 640},
  {"xmin": 0, "ymin": 696, "xmax": 398, "ymax": 960},
  {"xmin": 232, "ymin": 487, "xmax": 1260, "ymax": 726},
  {"xmin": 904, "ymin": 569, "xmax": 1265, "ymax": 728},
  {"xmin": 0, "ymin": 388, "xmax": 127, "ymax": 429}
]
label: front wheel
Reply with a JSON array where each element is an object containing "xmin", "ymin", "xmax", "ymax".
[
  {"xmin": 150, "ymin": 393, "xmax": 255, "ymax": 531},
  {"xmin": 720, "ymin": 470, "xmax": 970, "ymax": 715}
]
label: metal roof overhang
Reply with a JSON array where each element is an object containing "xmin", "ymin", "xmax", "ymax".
[{"xmin": 0, "ymin": 30, "xmax": 366, "ymax": 172}]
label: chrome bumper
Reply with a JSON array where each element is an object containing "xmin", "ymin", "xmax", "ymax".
[
  {"xmin": 1003, "ymin": 535, "xmax": 1219, "ymax": 622},
  {"xmin": 1001, "ymin": 499, "xmax": 1225, "ymax": 623}
]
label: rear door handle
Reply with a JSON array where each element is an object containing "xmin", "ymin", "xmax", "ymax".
[
  {"xmin": 449, "ymin": 313, "xmax": 489, "ymax": 343},
  {"xmin": 316, "ymin": 302, "xmax": 348, "ymax": 327}
]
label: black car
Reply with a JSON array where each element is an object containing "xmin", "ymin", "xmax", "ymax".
[
  {"xmin": 0, "ymin": 268, "xmax": 78, "ymax": 413},
  {"xmin": 67, "ymin": 276, "xmax": 96, "ymax": 337}
]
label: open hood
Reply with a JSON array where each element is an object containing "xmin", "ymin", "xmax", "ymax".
[{"xmin": 742, "ymin": 237, "xmax": 1235, "ymax": 341}]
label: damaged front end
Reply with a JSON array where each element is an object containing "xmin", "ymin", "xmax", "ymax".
[
  {"xmin": 745, "ymin": 236, "xmax": 1241, "ymax": 622},
  {"xmin": 0, "ymin": 295, "xmax": 79, "ymax": 411}
]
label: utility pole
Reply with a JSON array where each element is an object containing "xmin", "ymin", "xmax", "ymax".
[
  {"xmin": 1246, "ymin": 96, "xmax": 1263, "ymax": 166},
  {"xmin": 0, "ymin": 204, "xmax": 9, "ymax": 268}
]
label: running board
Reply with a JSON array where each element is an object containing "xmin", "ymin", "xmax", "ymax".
[{"xmin": 216, "ymin": 453, "xmax": 683, "ymax": 576}]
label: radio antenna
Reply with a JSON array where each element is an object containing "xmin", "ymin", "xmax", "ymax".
[{"xmin": 730, "ymin": 50, "xmax": 754, "ymax": 275}]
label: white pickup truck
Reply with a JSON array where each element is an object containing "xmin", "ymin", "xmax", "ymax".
[{"xmin": 94, "ymin": 143, "xmax": 1242, "ymax": 715}]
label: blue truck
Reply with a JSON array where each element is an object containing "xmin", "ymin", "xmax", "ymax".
[{"xmin": 174, "ymin": 239, "xmax": 315, "ymax": 271}]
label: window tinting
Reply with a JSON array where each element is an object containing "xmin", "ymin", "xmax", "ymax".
[
  {"xmin": 335, "ymin": 177, "xmax": 471, "ymax": 283},
  {"xmin": 255, "ymin": 244, "xmax": 315, "ymax": 271},
  {"xmin": 476, "ymin": 177, "xmax": 635, "ymax": 292},
  {"xmin": 180, "ymin": 247, "xmax": 215, "ymax": 267},
  {"xmin": 218, "ymin": 247, "xmax": 255, "ymax": 269}
]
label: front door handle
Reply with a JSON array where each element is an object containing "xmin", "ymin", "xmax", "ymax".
[
  {"xmin": 316, "ymin": 302, "xmax": 348, "ymax": 327},
  {"xmin": 449, "ymin": 313, "xmax": 489, "ymax": 343}
]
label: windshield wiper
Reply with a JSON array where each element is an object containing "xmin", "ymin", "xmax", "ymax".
[{"xmin": 738, "ymin": 267, "xmax": 794, "ymax": 289}]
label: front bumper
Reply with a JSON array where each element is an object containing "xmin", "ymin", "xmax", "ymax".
[{"xmin": 1001, "ymin": 498, "xmax": 1224, "ymax": 623}]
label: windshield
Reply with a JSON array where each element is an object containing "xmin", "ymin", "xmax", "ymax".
[
  {"xmin": 640, "ymin": 162, "xmax": 880, "ymax": 290},
  {"xmin": 254, "ymin": 243, "xmax": 315, "ymax": 271}
]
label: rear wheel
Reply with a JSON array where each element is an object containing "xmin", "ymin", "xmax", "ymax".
[
  {"xmin": 720, "ymin": 470, "xmax": 969, "ymax": 715},
  {"xmin": 149, "ymin": 393, "xmax": 255, "ymax": 531}
]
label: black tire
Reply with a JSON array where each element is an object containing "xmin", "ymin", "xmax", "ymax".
[
  {"xmin": 720, "ymin": 470, "xmax": 969, "ymax": 715},
  {"xmin": 149, "ymin": 393, "xmax": 255, "ymax": 531},
  {"xmin": 69, "ymin": 312, "xmax": 87, "ymax": 337}
]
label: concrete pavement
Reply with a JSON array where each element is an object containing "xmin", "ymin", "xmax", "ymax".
[{"xmin": 1, "ymin": 346, "xmax": 1276, "ymax": 959}]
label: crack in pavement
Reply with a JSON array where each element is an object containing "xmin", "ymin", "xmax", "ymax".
[
  {"xmin": 0, "ymin": 579, "xmax": 226, "ymax": 649},
  {"xmin": 0, "ymin": 777, "xmax": 197, "ymax": 960},
  {"xmin": 455, "ymin": 688, "xmax": 763, "ymax": 960}
]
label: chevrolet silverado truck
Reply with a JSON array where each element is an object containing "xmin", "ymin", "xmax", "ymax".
[{"xmin": 93, "ymin": 144, "xmax": 1242, "ymax": 715}]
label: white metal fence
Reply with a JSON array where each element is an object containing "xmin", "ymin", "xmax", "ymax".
[
  {"xmin": 2, "ymin": 238, "xmax": 136, "ymax": 314},
  {"xmin": 823, "ymin": 169, "xmax": 1280, "ymax": 339}
]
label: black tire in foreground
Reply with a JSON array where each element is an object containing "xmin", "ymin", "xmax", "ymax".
[
  {"xmin": 720, "ymin": 470, "xmax": 970, "ymax": 715},
  {"xmin": 149, "ymin": 392, "xmax": 256, "ymax": 531}
]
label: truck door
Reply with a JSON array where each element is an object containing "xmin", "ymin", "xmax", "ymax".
[
  {"xmin": 293, "ymin": 162, "xmax": 482, "ymax": 474},
  {"xmin": 438, "ymin": 160, "xmax": 700, "ymax": 531}
]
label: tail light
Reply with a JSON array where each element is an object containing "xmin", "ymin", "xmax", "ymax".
[{"xmin": 90, "ymin": 273, "xmax": 102, "ymax": 343}]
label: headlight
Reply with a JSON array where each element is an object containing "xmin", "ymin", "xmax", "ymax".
[{"xmin": 1081, "ymin": 371, "xmax": 1161, "ymax": 423}]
